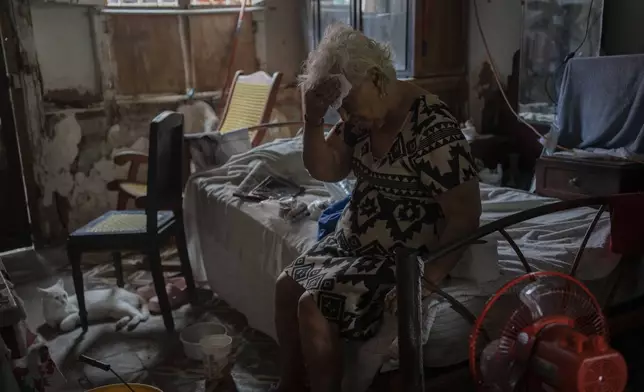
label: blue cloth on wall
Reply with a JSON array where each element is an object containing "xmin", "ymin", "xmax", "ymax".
[
  {"xmin": 555, "ymin": 55, "xmax": 644, "ymax": 154},
  {"xmin": 317, "ymin": 196, "xmax": 350, "ymax": 240}
]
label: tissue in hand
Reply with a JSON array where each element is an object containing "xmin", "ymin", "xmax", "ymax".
[{"xmin": 328, "ymin": 74, "xmax": 352, "ymax": 110}]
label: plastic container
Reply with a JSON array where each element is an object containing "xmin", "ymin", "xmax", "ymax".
[
  {"xmin": 200, "ymin": 335, "xmax": 233, "ymax": 380},
  {"xmin": 87, "ymin": 384, "xmax": 162, "ymax": 392},
  {"xmin": 324, "ymin": 179, "xmax": 354, "ymax": 201},
  {"xmin": 461, "ymin": 120, "xmax": 478, "ymax": 141},
  {"xmin": 179, "ymin": 322, "xmax": 228, "ymax": 360}
]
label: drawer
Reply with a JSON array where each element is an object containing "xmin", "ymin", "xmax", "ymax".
[
  {"xmin": 534, "ymin": 156, "xmax": 644, "ymax": 200},
  {"xmin": 539, "ymin": 165, "xmax": 621, "ymax": 197}
]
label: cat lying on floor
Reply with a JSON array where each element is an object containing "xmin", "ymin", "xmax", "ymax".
[{"xmin": 38, "ymin": 279, "xmax": 149, "ymax": 332}]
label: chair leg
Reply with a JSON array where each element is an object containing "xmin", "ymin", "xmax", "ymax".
[
  {"xmin": 174, "ymin": 213, "xmax": 197, "ymax": 306},
  {"xmin": 116, "ymin": 191, "xmax": 128, "ymax": 211},
  {"xmin": 112, "ymin": 252, "xmax": 124, "ymax": 288},
  {"xmin": 147, "ymin": 248, "xmax": 174, "ymax": 332},
  {"xmin": 68, "ymin": 246, "xmax": 88, "ymax": 332}
]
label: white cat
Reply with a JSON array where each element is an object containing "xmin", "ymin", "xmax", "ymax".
[{"xmin": 38, "ymin": 279, "xmax": 149, "ymax": 332}]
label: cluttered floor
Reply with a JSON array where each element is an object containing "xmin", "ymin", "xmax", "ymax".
[
  {"xmin": 8, "ymin": 248, "xmax": 644, "ymax": 392},
  {"xmin": 11, "ymin": 248, "xmax": 281, "ymax": 392}
]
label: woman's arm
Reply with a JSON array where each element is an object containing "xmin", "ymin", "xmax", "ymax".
[
  {"xmin": 424, "ymin": 179, "xmax": 482, "ymax": 284},
  {"xmin": 408, "ymin": 97, "xmax": 482, "ymax": 285},
  {"xmin": 301, "ymin": 78, "xmax": 356, "ymax": 182},
  {"xmin": 303, "ymin": 121, "xmax": 353, "ymax": 183}
]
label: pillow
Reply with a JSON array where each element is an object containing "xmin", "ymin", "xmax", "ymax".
[{"xmin": 184, "ymin": 130, "xmax": 251, "ymax": 172}]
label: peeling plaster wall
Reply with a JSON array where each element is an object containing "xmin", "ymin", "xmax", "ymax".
[
  {"xmin": 26, "ymin": 2, "xmax": 304, "ymax": 243},
  {"xmin": 39, "ymin": 106, "xmax": 152, "ymax": 238},
  {"xmin": 40, "ymin": 103, "xmax": 214, "ymax": 234},
  {"xmin": 467, "ymin": 0, "xmax": 522, "ymax": 130},
  {"xmin": 31, "ymin": 4, "xmax": 100, "ymax": 105}
]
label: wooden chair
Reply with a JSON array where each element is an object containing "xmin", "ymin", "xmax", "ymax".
[
  {"xmin": 108, "ymin": 70, "xmax": 282, "ymax": 210},
  {"xmin": 218, "ymin": 70, "xmax": 283, "ymax": 146},
  {"xmin": 67, "ymin": 111, "xmax": 197, "ymax": 333}
]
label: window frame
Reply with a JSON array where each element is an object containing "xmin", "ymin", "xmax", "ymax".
[
  {"xmin": 106, "ymin": 0, "xmax": 179, "ymax": 7},
  {"xmin": 94, "ymin": 1, "xmax": 264, "ymax": 106},
  {"xmin": 309, "ymin": 0, "xmax": 415, "ymax": 78},
  {"xmin": 103, "ymin": 0, "xmax": 261, "ymax": 9}
]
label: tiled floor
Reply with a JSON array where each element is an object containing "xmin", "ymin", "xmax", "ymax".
[
  {"xmin": 10, "ymin": 249, "xmax": 281, "ymax": 392},
  {"xmin": 8, "ymin": 248, "xmax": 644, "ymax": 392}
]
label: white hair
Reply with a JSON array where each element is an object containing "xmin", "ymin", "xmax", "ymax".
[{"xmin": 298, "ymin": 23, "xmax": 396, "ymax": 92}]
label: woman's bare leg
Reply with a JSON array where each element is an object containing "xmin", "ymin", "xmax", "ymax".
[
  {"xmin": 274, "ymin": 273, "xmax": 307, "ymax": 391},
  {"xmin": 298, "ymin": 292, "xmax": 343, "ymax": 392}
]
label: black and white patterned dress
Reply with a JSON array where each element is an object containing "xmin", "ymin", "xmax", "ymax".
[{"xmin": 283, "ymin": 95, "xmax": 478, "ymax": 340}]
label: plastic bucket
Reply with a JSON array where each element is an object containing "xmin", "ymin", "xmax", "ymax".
[
  {"xmin": 179, "ymin": 322, "xmax": 228, "ymax": 360},
  {"xmin": 200, "ymin": 335, "xmax": 232, "ymax": 380}
]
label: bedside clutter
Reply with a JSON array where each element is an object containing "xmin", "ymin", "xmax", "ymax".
[{"xmin": 535, "ymin": 155, "xmax": 644, "ymax": 200}]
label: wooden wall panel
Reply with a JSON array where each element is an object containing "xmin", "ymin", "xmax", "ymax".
[
  {"xmin": 190, "ymin": 13, "xmax": 258, "ymax": 91},
  {"xmin": 109, "ymin": 15, "xmax": 186, "ymax": 95},
  {"xmin": 411, "ymin": 76, "xmax": 468, "ymax": 121},
  {"xmin": 413, "ymin": 0, "xmax": 468, "ymax": 78}
]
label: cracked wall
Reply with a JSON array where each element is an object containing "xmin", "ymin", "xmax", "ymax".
[
  {"xmin": 37, "ymin": 101, "xmax": 220, "ymax": 238},
  {"xmin": 38, "ymin": 98, "xmax": 300, "ymax": 242},
  {"xmin": 25, "ymin": 0, "xmax": 305, "ymax": 244},
  {"xmin": 37, "ymin": 105, "xmax": 156, "ymax": 241}
]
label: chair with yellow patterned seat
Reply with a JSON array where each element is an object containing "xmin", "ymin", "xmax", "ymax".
[
  {"xmin": 68, "ymin": 111, "xmax": 197, "ymax": 333},
  {"xmin": 107, "ymin": 150, "xmax": 151, "ymax": 210},
  {"xmin": 219, "ymin": 70, "xmax": 283, "ymax": 147},
  {"xmin": 108, "ymin": 70, "xmax": 282, "ymax": 210}
]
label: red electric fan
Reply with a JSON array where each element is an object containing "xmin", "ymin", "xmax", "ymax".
[{"xmin": 469, "ymin": 271, "xmax": 628, "ymax": 392}]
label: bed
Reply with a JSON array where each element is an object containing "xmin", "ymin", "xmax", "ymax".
[{"xmin": 183, "ymin": 135, "xmax": 644, "ymax": 373}]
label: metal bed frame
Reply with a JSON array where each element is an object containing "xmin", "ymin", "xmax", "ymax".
[{"xmin": 394, "ymin": 195, "xmax": 641, "ymax": 392}]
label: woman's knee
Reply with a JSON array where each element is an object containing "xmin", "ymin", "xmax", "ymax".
[
  {"xmin": 297, "ymin": 291, "xmax": 317, "ymax": 316},
  {"xmin": 276, "ymin": 272, "xmax": 305, "ymax": 306},
  {"xmin": 298, "ymin": 292, "xmax": 340, "ymax": 350},
  {"xmin": 298, "ymin": 292, "xmax": 330, "ymax": 328}
]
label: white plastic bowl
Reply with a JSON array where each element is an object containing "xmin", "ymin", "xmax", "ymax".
[{"xmin": 179, "ymin": 322, "xmax": 228, "ymax": 360}]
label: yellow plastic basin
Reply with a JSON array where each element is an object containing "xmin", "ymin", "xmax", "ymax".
[{"xmin": 87, "ymin": 384, "xmax": 162, "ymax": 392}]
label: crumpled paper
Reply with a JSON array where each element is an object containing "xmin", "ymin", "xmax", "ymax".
[{"xmin": 328, "ymin": 73, "xmax": 352, "ymax": 110}]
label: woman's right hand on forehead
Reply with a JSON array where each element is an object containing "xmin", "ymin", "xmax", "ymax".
[{"xmin": 304, "ymin": 77, "xmax": 342, "ymax": 122}]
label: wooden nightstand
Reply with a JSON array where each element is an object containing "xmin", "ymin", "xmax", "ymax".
[{"xmin": 535, "ymin": 156, "xmax": 644, "ymax": 200}]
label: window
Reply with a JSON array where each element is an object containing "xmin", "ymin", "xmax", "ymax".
[
  {"xmin": 101, "ymin": 0, "xmax": 262, "ymax": 101},
  {"xmin": 106, "ymin": 0, "xmax": 260, "ymax": 7},
  {"xmin": 361, "ymin": 0, "xmax": 408, "ymax": 72},
  {"xmin": 311, "ymin": 0, "xmax": 413, "ymax": 76},
  {"xmin": 191, "ymin": 0, "xmax": 260, "ymax": 5},
  {"xmin": 319, "ymin": 0, "xmax": 351, "ymax": 33},
  {"xmin": 106, "ymin": 0, "xmax": 179, "ymax": 6}
]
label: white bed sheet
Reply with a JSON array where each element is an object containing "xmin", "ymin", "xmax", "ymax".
[{"xmin": 183, "ymin": 137, "xmax": 637, "ymax": 370}]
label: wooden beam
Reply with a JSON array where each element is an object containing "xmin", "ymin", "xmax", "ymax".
[
  {"xmin": 90, "ymin": 9, "xmax": 119, "ymax": 125},
  {"xmin": 0, "ymin": 0, "xmax": 46, "ymax": 246}
]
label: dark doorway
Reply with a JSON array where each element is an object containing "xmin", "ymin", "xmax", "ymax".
[{"xmin": 0, "ymin": 33, "xmax": 32, "ymax": 252}]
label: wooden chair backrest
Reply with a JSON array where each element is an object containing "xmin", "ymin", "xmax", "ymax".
[
  {"xmin": 146, "ymin": 111, "xmax": 184, "ymax": 232},
  {"xmin": 218, "ymin": 70, "xmax": 283, "ymax": 147}
]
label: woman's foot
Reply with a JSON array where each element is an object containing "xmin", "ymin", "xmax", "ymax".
[
  {"xmin": 274, "ymin": 274, "xmax": 308, "ymax": 392},
  {"xmin": 268, "ymin": 383, "xmax": 310, "ymax": 392},
  {"xmin": 298, "ymin": 292, "xmax": 343, "ymax": 392}
]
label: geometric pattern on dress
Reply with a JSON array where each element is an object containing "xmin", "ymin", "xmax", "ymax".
[{"xmin": 283, "ymin": 94, "xmax": 479, "ymax": 340}]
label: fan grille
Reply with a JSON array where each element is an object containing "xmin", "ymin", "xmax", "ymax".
[{"xmin": 470, "ymin": 271, "xmax": 609, "ymax": 390}]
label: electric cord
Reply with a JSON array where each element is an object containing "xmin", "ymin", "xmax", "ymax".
[
  {"xmin": 570, "ymin": 0, "xmax": 597, "ymax": 59},
  {"xmin": 472, "ymin": 0, "xmax": 644, "ymax": 165},
  {"xmin": 545, "ymin": 0, "xmax": 599, "ymax": 104}
]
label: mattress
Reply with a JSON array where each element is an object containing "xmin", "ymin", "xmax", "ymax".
[{"xmin": 183, "ymin": 136, "xmax": 644, "ymax": 369}]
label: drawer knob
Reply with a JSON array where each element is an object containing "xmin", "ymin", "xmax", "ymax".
[{"xmin": 569, "ymin": 177, "xmax": 580, "ymax": 187}]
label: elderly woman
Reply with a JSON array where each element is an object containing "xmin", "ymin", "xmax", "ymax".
[{"xmin": 273, "ymin": 24, "xmax": 481, "ymax": 392}]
